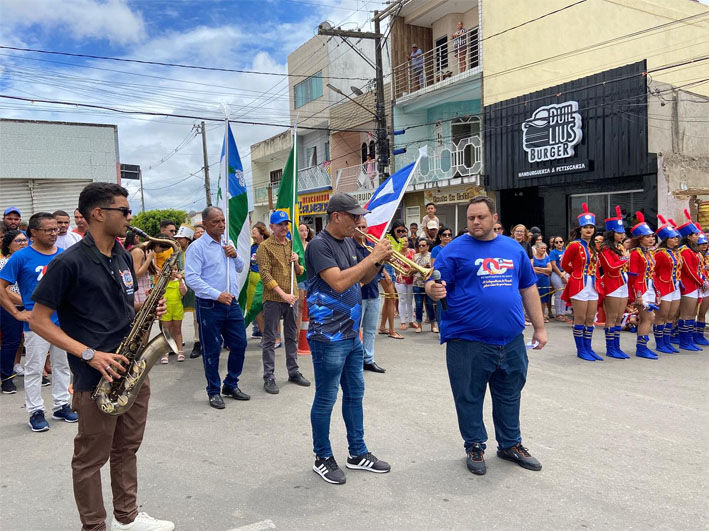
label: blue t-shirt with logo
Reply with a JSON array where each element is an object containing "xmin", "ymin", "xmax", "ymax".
[
  {"xmin": 305, "ymin": 229, "xmax": 362, "ymax": 342},
  {"xmin": 432, "ymin": 234, "xmax": 536, "ymax": 345},
  {"xmin": 0, "ymin": 245, "xmax": 62, "ymax": 331},
  {"xmin": 250, "ymin": 243, "xmax": 259, "ymax": 273},
  {"xmin": 549, "ymin": 248, "xmax": 564, "ymax": 270}
]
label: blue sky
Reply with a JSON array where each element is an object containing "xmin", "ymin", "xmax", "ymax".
[{"xmin": 0, "ymin": 0, "xmax": 381, "ymax": 212}]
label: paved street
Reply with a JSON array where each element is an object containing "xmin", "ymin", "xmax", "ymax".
[{"xmin": 1, "ymin": 320, "xmax": 707, "ymax": 531}]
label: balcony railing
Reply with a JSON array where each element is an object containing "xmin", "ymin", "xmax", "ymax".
[
  {"xmin": 393, "ymin": 27, "xmax": 479, "ymax": 100},
  {"xmin": 298, "ymin": 163, "xmax": 332, "ymax": 191},
  {"xmin": 334, "ymin": 163, "xmax": 381, "ymax": 194},
  {"xmin": 396, "ymin": 134, "xmax": 482, "ymax": 186}
]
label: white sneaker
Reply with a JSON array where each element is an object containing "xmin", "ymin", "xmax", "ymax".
[
  {"xmin": 111, "ymin": 512, "xmax": 174, "ymax": 531},
  {"xmin": 13, "ymin": 363, "xmax": 24, "ymax": 376}
]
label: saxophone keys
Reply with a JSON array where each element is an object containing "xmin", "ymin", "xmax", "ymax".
[{"xmin": 117, "ymin": 395, "xmax": 129, "ymax": 407}]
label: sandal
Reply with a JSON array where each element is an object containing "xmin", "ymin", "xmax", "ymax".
[
  {"xmin": 160, "ymin": 356, "xmax": 168, "ymax": 364},
  {"xmin": 555, "ymin": 315, "xmax": 567, "ymax": 322},
  {"xmin": 388, "ymin": 331, "xmax": 405, "ymax": 339},
  {"xmin": 177, "ymin": 352, "xmax": 185, "ymax": 362},
  {"xmin": 415, "ymin": 323, "xmax": 422, "ymax": 334},
  {"xmin": 543, "ymin": 316, "xmax": 549, "ymax": 323},
  {"xmin": 378, "ymin": 328, "xmax": 389, "ymax": 335},
  {"xmin": 400, "ymin": 324, "xmax": 407, "ymax": 331},
  {"xmin": 431, "ymin": 324, "xmax": 439, "ymax": 334}
]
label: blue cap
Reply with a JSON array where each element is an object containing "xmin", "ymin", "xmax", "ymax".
[
  {"xmin": 577, "ymin": 202, "xmax": 596, "ymax": 227},
  {"xmin": 656, "ymin": 214, "xmax": 679, "ymax": 240},
  {"xmin": 698, "ymin": 232, "xmax": 708, "ymax": 245},
  {"xmin": 269, "ymin": 210, "xmax": 291, "ymax": 225},
  {"xmin": 631, "ymin": 211, "xmax": 653, "ymax": 238},
  {"xmin": 3, "ymin": 206, "xmax": 20, "ymax": 216},
  {"xmin": 677, "ymin": 208, "xmax": 700, "ymax": 237},
  {"xmin": 604, "ymin": 205, "xmax": 624, "ymax": 233}
]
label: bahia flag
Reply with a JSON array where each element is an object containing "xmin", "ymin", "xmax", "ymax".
[
  {"xmin": 364, "ymin": 146, "xmax": 427, "ymax": 239},
  {"xmin": 244, "ymin": 143, "xmax": 306, "ymax": 325},
  {"xmin": 216, "ymin": 122, "xmax": 252, "ymax": 305}
]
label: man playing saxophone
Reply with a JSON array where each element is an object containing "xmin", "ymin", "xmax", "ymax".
[{"xmin": 30, "ymin": 183, "xmax": 174, "ymax": 531}]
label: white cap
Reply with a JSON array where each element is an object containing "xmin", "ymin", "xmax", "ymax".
[{"xmin": 176, "ymin": 225, "xmax": 194, "ymax": 240}]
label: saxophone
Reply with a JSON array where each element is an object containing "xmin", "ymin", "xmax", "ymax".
[{"xmin": 91, "ymin": 226, "xmax": 180, "ymax": 415}]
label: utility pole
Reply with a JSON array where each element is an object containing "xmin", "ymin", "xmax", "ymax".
[
  {"xmin": 373, "ymin": 11, "xmax": 388, "ymax": 176},
  {"xmin": 138, "ymin": 168, "xmax": 145, "ymax": 212},
  {"xmin": 198, "ymin": 121, "xmax": 212, "ymax": 206},
  {"xmin": 318, "ymin": 19, "xmax": 388, "ymax": 175}
]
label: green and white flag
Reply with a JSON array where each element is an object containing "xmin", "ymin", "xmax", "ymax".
[
  {"xmin": 216, "ymin": 122, "xmax": 251, "ymax": 306},
  {"xmin": 245, "ymin": 138, "xmax": 306, "ymax": 325}
]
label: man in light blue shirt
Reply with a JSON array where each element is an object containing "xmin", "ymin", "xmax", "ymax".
[{"xmin": 185, "ymin": 206, "xmax": 250, "ymax": 409}]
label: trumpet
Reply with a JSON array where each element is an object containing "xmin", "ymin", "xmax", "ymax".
[{"xmin": 355, "ymin": 228, "xmax": 433, "ymax": 280}]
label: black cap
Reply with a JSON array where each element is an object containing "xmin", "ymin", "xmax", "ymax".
[
  {"xmin": 326, "ymin": 193, "xmax": 370, "ymax": 215},
  {"xmin": 530, "ymin": 226, "xmax": 541, "ymax": 234}
]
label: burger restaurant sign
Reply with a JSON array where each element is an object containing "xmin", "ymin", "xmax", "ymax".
[{"xmin": 518, "ymin": 101, "xmax": 589, "ymax": 179}]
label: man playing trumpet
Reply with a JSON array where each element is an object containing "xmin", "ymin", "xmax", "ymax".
[{"xmin": 305, "ymin": 193, "xmax": 394, "ymax": 484}]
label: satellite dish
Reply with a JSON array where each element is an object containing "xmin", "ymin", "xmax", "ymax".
[{"xmin": 351, "ymin": 86, "xmax": 364, "ymax": 96}]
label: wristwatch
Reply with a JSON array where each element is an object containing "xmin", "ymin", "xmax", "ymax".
[{"xmin": 81, "ymin": 348, "xmax": 95, "ymax": 363}]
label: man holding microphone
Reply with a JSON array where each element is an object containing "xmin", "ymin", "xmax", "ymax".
[
  {"xmin": 426, "ymin": 196, "xmax": 547, "ymax": 476},
  {"xmin": 256, "ymin": 210, "xmax": 310, "ymax": 394}
]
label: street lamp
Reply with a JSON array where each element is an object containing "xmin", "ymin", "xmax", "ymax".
[{"xmin": 326, "ymin": 83, "xmax": 376, "ymax": 117}]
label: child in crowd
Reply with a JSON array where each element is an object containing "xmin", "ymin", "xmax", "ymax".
[{"xmin": 160, "ymin": 264, "xmax": 188, "ymax": 363}]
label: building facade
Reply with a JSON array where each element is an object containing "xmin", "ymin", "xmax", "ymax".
[
  {"xmin": 388, "ymin": 0, "xmax": 484, "ymax": 234},
  {"xmin": 0, "ymin": 119, "xmax": 120, "ymax": 217},
  {"xmin": 481, "ymin": 0, "xmax": 709, "ymax": 235}
]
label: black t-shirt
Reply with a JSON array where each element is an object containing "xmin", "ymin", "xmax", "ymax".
[
  {"xmin": 32, "ymin": 232, "xmax": 137, "ymax": 391},
  {"xmin": 305, "ymin": 229, "xmax": 362, "ymax": 342}
]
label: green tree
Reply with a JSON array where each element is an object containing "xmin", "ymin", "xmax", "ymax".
[{"xmin": 131, "ymin": 209, "xmax": 189, "ymax": 236}]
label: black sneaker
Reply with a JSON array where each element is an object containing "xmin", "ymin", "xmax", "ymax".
[
  {"xmin": 313, "ymin": 456, "xmax": 346, "ymax": 484},
  {"xmin": 28, "ymin": 410, "xmax": 50, "ymax": 432},
  {"xmin": 497, "ymin": 443, "xmax": 542, "ymax": 471},
  {"xmin": 288, "ymin": 372, "xmax": 311, "ymax": 387},
  {"xmin": 1, "ymin": 379, "xmax": 17, "ymax": 394},
  {"xmin": 466, "ymin": 443, "xmax": 486, "ymax": 475},
  {"xmin": 346, "ymin": 452, "xmax": 391, "ymax": 473},
  {"xmin": 264, "ymin": 379, "xmax": 279, "ymax": 394},
  {"xmin": 41, "ymin": 376, "xmax": 51, "ymax": 387}
]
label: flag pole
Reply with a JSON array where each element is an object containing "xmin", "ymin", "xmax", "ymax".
[
  {"xmin": 379, "ymin": 147, "xmax": 427, "ymax": 238},
  {"xmin": 290, "ymin": 117, "xmax": 299, "ymax": 296},
  {"xmin": 222, "ymin": 111, "xmax": 230, "ymax": 289}
]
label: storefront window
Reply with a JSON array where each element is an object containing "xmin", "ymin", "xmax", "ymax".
[{"xmin": 568, "ymin": 190, "xmax": 643, "ymax": 232}]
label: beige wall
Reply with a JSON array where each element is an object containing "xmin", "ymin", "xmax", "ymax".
[
  {"xmin": 329, "ymin": 129, "xmax": 373, "ymax": 172},
  {"xmin": 288, "ymin": 36, "xmax": 331, "ymax": 129},
  {"xmin": 482, "ymin": 0, "xmax": 709, "ymax": 104},
  {"xmin": 431, "ymin": 7, "xmax": 478, "ymax": 46}
]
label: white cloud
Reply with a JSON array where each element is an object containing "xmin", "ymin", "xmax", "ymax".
[{"xmin": 2, "ymin": 0, "xmax": 146, "ymax": 45}]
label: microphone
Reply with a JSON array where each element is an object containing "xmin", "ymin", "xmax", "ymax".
[{"xmin": 432, "ymin": 270, "xmax": 447, "ymax": 311}]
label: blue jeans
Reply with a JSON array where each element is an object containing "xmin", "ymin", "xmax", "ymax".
[
  {"xmin": 309, "ymin": 338, "xmax": 367, "ymax": 458},
  {"xmin": 360, "ymin": 297, "xmax": 380, "ymax": 364},
  {"xmin": 196, "ymin": 297, "xmax": 247, "ymax": 396},
  {"xmin": 446, "ymin": 334, "xmax": 528, "ymax": 451},
  {"xmin": 0, "ymin": 305, "xmax": 23, "ymax": 379},
  {"xmin": 413, "ymin": 286, "xmax": 434, "ymax": 322}
]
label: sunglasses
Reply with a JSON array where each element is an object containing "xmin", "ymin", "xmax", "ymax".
[
  {"xmin": 441, "ymin": 232, "xmax": 452, "ymax": 237},
  {"xmin": 102, "ymin": 206, "xmax": 132, "ymax": 217},
  {"xmin": 418, "ymin": 244, "xmax": 428, "ymax": 248},
  {"xmin": 493, "ymin": 227, "xmax": 503, "ymax": 231},
  {"xmin": 395, "ymin": 228, "xmax": 407, "ymax": 233},
  {"xmin": 555, "ymin": 240, "xmax": 563, "ymax": 244}
]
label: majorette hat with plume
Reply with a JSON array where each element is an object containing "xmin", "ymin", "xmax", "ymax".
[
  {"xmin": 604, "ymin": 205, "xmax": 625, "ymax": 233},
  {"xmin": 676, "ymin": 209, "xmax": 700, "ymax": 237},
  {"xmin": 697, "ymin": 222, "xmax": 707, "ymax": 245},
  {"xmin": 656, "ymin": 214, "xmax": 679, "ymax": 240},
  {"xmin": 630, "ymin": 211, "xmax": 653, "ymax": 238},
  {"xmin": 577, "ymin": 202, "xmax": 596, "ymax": 227}
]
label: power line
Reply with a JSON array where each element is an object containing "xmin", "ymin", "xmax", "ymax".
[
  {"xmin": 482, "ymin": 0, "xmax": 588, "ymax": 41},
  {"xmin": 0, "ymin": 45, "xmax": 372, "ymax": 81}
]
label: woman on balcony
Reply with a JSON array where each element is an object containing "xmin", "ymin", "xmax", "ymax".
[{"xmin": 452, "ymin": 21, "xmax": 468, "ymax": 74}]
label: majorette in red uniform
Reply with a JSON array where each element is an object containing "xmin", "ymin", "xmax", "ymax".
[
  {"xmin": 562, "ymin": 203, "xmax": 602, "ymax": 361},
  {"xmin": 627, "ymin": 212, "xmax": 659, "ymax": 359},
  {"xmin": 676, "ymin": 209, "xmax": 706, "ymax": 350},
  {"xmin": 598, "ymin": 205, "xmax": 630, "ymax": 359},
  {"xmin": 695, "ymin": 229, "xmax": 709, "ymax": 345},
  {"xmin": 651, "ymin": 215, "xmax": 682, "ymax": 354}
]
